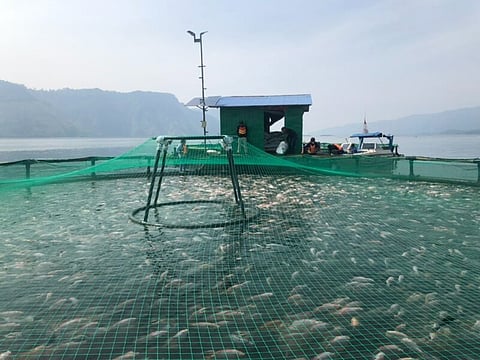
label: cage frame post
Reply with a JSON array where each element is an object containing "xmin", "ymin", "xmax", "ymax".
[
  {"xmin": 143, "ymin": 137, "xmax": 170, "ymax": 222},
  {"xmin": 222, "ymin": 136, "xmax": 246, "ymax": 218},
  {"xmin": 153, "ymin": 141, "xmax": 171, "ymax": 206}
]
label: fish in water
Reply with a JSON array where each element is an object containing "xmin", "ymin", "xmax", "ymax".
[
  {"xmin": 385, "ymin": 330, "xmax": 408, "ymax": 339},
  {"xmin": 113, "ymin": 351, "xmax": 137, "ymax": 360},
  {"xmin": 189, "ymin": 322, "xmax": 220, "ymax": 330},
  {"xmin": 312, "ymin": 352, "xmax": 335, "ymax": 360},
  {"xmin": 336, "ymin": 304, "xmax": 363, "ymax": 315},
  {"xmin": 226, "ymin": 281, "xmax": 250, "ymax": 294},
  {"xmin": 205, "ymin": 349, "xmax": 246, "ymax": 359},
  {"xmin": 351, "ymin": 317, "xmax": 360, "ymax": 327},
  {"xmin": 248, "ymin": 292, "xmax": 273, "ymax": 301},
  {"xmin": 433, "ymin": 314, "xmax": 456, "ymax": 331}
]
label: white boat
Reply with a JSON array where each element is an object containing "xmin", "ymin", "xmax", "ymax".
[{"xmin": 341, "ymin": 132, "xmax": 400, "ymax": 156}]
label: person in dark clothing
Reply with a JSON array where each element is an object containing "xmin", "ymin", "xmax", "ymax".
[
  {"xmin": 176, "ymin": 139, "xmax": 188, "ymax": 171},
  {"xmin": 236, "ymin": 121, "xmax": 248, "ymax": 154},
  {"xmin": 281, "ymin": 127, "xmax": 298, "ymax": 154}
]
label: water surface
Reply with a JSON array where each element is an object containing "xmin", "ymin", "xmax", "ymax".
[{"xmin": 1, "ymin": 174, "xmax": 479, "ymax": 359}]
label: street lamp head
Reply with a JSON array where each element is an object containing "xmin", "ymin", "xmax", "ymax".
[{"xmin": 187, "ymin": 30, "xmax": 207, "ymax": 43}]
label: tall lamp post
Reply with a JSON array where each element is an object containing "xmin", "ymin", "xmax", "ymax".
[{"xmin": 187, "ymin": 30, "xmax": 208, "ymax": 140}]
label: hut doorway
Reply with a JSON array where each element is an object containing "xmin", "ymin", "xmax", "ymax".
[{"xmin": 264, "ymin": 109, "xmax": 285, "ymax": 153}]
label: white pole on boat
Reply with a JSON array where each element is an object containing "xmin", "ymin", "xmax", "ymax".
[{"xmin": 363, "ymin": 114, "xmax": 368, "ymax": 134}]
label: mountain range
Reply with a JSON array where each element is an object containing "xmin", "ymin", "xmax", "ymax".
[
  {"xmin": 313, "ymin": 106, "xmax": 480, "ymax": 136},
  {"xmin": 0, "ymin": 80, "xmax": 478, "ymax": 138},
  {"xmin": 0, "ymin": 80, "xmax": 219, "ymax": 138}
]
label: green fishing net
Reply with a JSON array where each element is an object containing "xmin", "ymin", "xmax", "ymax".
[{"xmin": 0, "ymin": 137, "xmax": 479, "ymax": 359}]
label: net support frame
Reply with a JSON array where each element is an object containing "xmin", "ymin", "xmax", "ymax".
[{"xmin": 141, "ymin": 135, "xmax": 246, "ymax": 226}]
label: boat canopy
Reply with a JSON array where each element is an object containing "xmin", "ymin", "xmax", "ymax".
[
  {"xmin": 350, "ymin": 132, "xmax": 394, "ymax": 150},
  {"xmin": 350, "ymin": 131, "xmax": 392, "ymax": 139}
]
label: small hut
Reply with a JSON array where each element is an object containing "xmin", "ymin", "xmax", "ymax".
[{"xmin": 186, "ymin": 94, "xmax": 312, "ymax": 153}]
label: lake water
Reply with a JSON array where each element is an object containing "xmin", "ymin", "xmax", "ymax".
[
  {"xmin": 0, "ymin": 134, "xmax": 479, "ymax": 358},
  {"xmin": 0, "ymin": 138, "xmax": 147, "ymax": 163},
  {"xmin": 1, "ymin": 173, "xmax": 479, "ymax": 359},
  {"xmin": 0, "ymin": 135, "xmax": 479, "ymax": 163}
]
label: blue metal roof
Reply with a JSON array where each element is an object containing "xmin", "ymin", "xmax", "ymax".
[{"xmin": 185, "ymin": 94, "xmax": 312, "ymax": 108}]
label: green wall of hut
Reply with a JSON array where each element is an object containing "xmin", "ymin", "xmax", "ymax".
[{"xmin": 219, "ymin": 106, "xmax": 306, "ymax": 153}]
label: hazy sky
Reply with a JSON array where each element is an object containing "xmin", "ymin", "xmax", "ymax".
[{"xmin": 1, "ymin": 0, "xmax": 479, "ymax": 133}]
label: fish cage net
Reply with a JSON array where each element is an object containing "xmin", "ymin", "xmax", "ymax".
[{"xmin": 0, "ymin": 136, "xmax": 479, "ymax": 359}]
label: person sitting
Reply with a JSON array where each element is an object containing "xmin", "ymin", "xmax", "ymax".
[
  {"xmin": 327, "ymin": 143, "xmax": 344, "ymax": 155},
  {"xmin": 347, "ymin": 143, "xmax": 357, "ymax": 154},
  {"xmin": 303, "ymin": 137, "xmax": 321, "ymax": 155}
]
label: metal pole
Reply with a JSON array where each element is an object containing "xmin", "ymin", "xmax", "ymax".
[
  {"xmin": 222, "ymin": 136, "xmax": 246, "ymax": 219},
  {"xmin": 143, "ymin": 146, "xmax": 162, "ymax": 222},
  {"xmin": 199, "ymin": 33, "xmax": 207, "ymax": 151},
  {"xmin": 187, "ymin": 30, "xmax": 208, "ymax": 151},
  {"xmin": 153, "ymin": 147, "xmax": 169, "ymax": 206}
]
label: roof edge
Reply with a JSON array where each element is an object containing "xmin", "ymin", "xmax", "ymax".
[{"xmin": 186, "ymin": 94, "xmax": 312, "ymax": 108}]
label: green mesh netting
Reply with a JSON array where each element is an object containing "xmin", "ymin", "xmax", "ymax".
[
  {"xmin": 0, "ymin": 137, "xmax": 478, "ymax": 191},
  {"xmin": 0, "ymin": 137, "xmax": 479, "ymax": 359}
]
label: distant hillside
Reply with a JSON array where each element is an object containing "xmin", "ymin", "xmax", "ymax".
[
  {"xmin": 2, "ymin": 80, "xmax": 478, "ymax": 138},
  {"xmin": 0, "ymin": 81, "xmax": 79, "ymax": 137},
  {"xmin": 0, "ymin": 80, "xmax": 219, "ymax": 137},
  {"xmin": 314, "ymin": 106, "xmax": 480, "ymax": 136}
]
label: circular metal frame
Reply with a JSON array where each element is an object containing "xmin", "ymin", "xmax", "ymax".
[{"xmin": 130, "ymin": 200, "xmax": 259, "ymax": 229}]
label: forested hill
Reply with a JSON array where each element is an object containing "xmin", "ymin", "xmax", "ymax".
[
  {"xmin": 0, "ymin": 80, "xmax": 218, "ymax": 137},
  {"xmin": 2, "ymin": 80, "xmax": 478, "ymax": 138}
]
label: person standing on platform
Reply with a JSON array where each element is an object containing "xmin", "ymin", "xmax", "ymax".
[
  {"xmin": 281, "ymin": 127, "xmax": 298, "ymax": 154},
  {"xmin": 176, "ymin": 139, "xmax": 188, "ymax": 172},
  {"xmin": 237, "ymin": 121, "xmax": 248, "ymax": 154}
]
